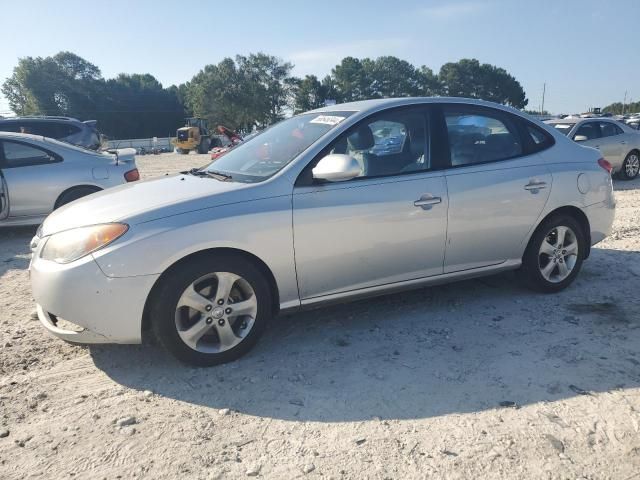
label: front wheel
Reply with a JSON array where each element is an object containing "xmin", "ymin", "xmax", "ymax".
[
  {"xmin": 621, "ymin": 151, "xmax": 640, "ymax": 180},
  {"xmin": 150, "ymin": 255, "xmax": 272, "ymax": 366},
  {"xmin": 519, "ymin": 215, "xmax": 586, "ymax": 293}
]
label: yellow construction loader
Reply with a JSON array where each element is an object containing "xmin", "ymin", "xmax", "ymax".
[{"xmin": 172, "ymin": 118, "xmax": 211, "ymax": 154}]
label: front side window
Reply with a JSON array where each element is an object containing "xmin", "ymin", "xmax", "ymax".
[
  {"xmin": 1, "ymin": 141, "xmax": 57, "ymax": 168},
  {"xmin": 445, "ymin": 109, "xmax": 522, "ymax": 166},
  {"xmin": 325, "ymin": 109, "xmax": 428, "ymax": 178},
  {"xmin": 574, "ymin": 122, "xmax": 600, "ymax": 140},
  {"xmin": 204, "ymin": 112, "xmax": 354, "ymax": 182}
]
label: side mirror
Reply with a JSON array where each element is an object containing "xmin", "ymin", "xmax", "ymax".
[
  {"xmin": 574, "ymin": 135, "xmax": 588, "ymax": 142},
  {"xmin": 312, "ymin": 154, "xmax": 362, "ymax": 182}
]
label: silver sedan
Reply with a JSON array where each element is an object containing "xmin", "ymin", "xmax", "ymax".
[
  {"xmin": 0, "ymin": 132, "xmax": 139, "ymax": 227},
  {"xmin": 545, "ymin": 117, "xmax": 640, "ymax": 179},
  {"xmin": 30, "ymin": 98, "xmax": 615, "ymax": 366}
]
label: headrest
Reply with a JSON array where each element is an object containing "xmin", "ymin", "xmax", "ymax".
[{"xmin": 347, "ymin": 126, "xmax": 374, "ymax": 151}]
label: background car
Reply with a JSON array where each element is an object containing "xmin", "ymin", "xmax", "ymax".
[
  {"xmin": 29, "ymin": 98, "xmax": 614, "ymax": 367},
  {"xmin": 0, "ymin": 116, "xmax": 103, "ymax": 150},
  {"xmin": 0, "ymin": 132, "xmax": 139, "ymax": 227},
  {"xmin": 544, "ymin": 117, "xmax": 640, "ymax": 179}
]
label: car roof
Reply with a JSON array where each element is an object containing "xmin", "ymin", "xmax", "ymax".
[
  {"xmin": 0, "ymin": 116, "xmax": 80, "ymax": 122},
  {"xmin": 310, "ymin": 96, "xmax": 527, "ymax": 117},
  {"xmin": 0, "ymin": 131, "xmax": 47, "ymax": 141}
]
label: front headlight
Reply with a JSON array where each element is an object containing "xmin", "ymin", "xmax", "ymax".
[{"xmin": 40, "ymin": 223, "xmax": 128, "ymax": 264}]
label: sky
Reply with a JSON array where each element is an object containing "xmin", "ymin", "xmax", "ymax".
[{"xmin": 1, "ymin": 0, "xmax": 638, "ymax": 115}]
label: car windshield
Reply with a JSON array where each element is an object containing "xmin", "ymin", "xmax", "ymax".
[
  {"xmin": 550, "ymin": 123, "xmax": 575, "ymax": 136},
  {"xmin": 204, "ymin": 112, "xmax": 353, "ymax": 182}
]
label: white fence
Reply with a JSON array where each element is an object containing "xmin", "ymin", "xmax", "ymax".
[{"xmin": 105, "ymin": 137, "xmax": 174, "ymax": 150}]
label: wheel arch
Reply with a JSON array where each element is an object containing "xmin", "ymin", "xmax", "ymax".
[
  {"xmin": 141, "ymin": 247, "xmax": 281, "ymax": 334},
  {"xmin": 54, "ymin": 184, "xmax": 102, "ymax": 209},
  {"xmin": 526, "ymin": 205, "xmax": 592, "ymax": 260}
]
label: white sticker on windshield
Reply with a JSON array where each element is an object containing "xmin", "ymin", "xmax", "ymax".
[{"xmin": 310, "ymin": 115, "xmax": 345, "ymax": 126}]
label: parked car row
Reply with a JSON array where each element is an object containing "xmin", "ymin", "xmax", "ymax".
[
  {"xmin": 27, "ymin": 98, "xmax": 615, "ymax": 366},
  {"xmin": 544, "ymin": 117, "xmax": 640, "ymax": 179}
]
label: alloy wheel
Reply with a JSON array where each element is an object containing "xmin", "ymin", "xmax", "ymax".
[
  {"xmin": 538, "ymin": 226, "xmax": 579, "ymax": 283},
  {"xmin": 625, "ymin": 153, "xmax": 640, "ymax": 178},
  {"xmin": 174, "ymin": 272, "xmax": 258, "ymax": 353}
]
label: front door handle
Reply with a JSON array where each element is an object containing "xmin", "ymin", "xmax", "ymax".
[
  {"xmin": 621, "ymin": 141, "xmax": 627, "ymax": 145},
  {"xmin": 414, "ymin": 194, "xmax": 442, "ymax": 209},
  {"xmin": 524, "ymin": 181, "xmax": 547, "ymax": 192}
]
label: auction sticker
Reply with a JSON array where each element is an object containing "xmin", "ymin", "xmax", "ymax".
[{"xmin": 309, "ymin": 115, "xmax": 345, "ymax": 126}]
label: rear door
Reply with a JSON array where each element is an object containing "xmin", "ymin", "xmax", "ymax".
[
  {"xmin": 440, "ymin": 105, "xmax": 553, "ymax": 273},
  {"xmin": 597, "ymin": 121, "xmax": 625, "ymax": 169},
  {"xmin": 0, "ymin": 139, "xmax": 64, "ymax": 218}
]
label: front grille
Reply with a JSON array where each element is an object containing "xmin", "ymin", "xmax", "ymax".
[{"xmin": 177, "ymin": 131, "xmax": 189, "ymax": 141}]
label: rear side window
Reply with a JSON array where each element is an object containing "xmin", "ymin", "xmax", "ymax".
[
  {"xmin": 525, "ymin": 123, "xmax": 554, "ymax": 153},
  {"xmin": 1, "ymin": 141, "xmax": 59, "ymax": 168},
  {"xmin": 599, "ymin": 122, "xmax": 622, "ymax": 137},
  {"xmin": 444, "ymin": 108, "xmax": 522, "ymax": 166}
]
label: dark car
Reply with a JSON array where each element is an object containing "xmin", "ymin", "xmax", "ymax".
[{"xmin": 0, "ymin": 116, "xmax": 102, "ymax": 150}]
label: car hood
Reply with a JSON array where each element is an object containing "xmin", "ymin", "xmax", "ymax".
[{"xmin": 41, "ymin": 174, "xmax": 263, "ymax": 236}]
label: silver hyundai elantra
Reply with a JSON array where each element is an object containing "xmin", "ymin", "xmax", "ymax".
[{"xmin": 29, "ymin": 98, "xmax": 615, "ymax": 366}]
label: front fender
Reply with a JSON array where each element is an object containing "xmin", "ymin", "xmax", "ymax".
[{"xmin": 92, "ymin": 195, "xmax": 300, "ymax": 309}]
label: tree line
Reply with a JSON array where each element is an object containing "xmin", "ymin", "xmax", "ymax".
[
  {"xmin": 2, "ymin": 51, "xmax": 529, "ymax": 138},
  {"xmin": 603, "ymin": 101, "xmax": 640, "ymax": 115}
]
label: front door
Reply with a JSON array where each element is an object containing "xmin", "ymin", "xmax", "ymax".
[
  {"xmin": 293, "ymin": 106, "xmax": 449, "ymax": 299},
  {"xmin": 0, "ymin": 139, "xmax": 63, "ymax": 218}
]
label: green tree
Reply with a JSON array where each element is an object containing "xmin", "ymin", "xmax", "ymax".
[
  {"xmin": 291, "ymin": 75, "xmax": 331, "ymax": 113},
  {"xmin": 438, "ymin": 58, "xmax": 528, "ymax": 108},
  {"xmin": 183, "ymin": 53, "xmax": 294, "ymax": 132},
  {"xmin": 2, "ymin": 52, "xmax": 185, "ymax": 138}
]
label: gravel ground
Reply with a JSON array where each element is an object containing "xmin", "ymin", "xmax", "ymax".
[{"xmin": 1, "ymin": 152, "xmax": 639, "ymax": 479}]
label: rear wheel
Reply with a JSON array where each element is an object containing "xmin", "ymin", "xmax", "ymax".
[
  {"xmin": 621, "ymin": 151, "xmax": 640, "ymax": 180},
  {"xmin": 55, "ymin": 186, "xmax": 101, "ymax": 209},
  {"xmin": 150, "ymin": 255, "xmax": 272, "ymax": 366},
  {"xmin": 519, "ymin": 215, "xmax": 586, "ymax": 293}
]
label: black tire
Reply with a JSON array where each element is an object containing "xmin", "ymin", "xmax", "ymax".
[
  {"xmin": 620, "ymin": 151, "xmax": 640, "ymax": 180},
  {"xmin": 150, "ymin": 254, "xmax": 273, "ymax": 366},
  {"xmin": 55, "ymin": 186, "xmax": 101, "ymax": 209},
  {"xmin": 519, "ymin": 214, "xmax": 587, "ymax": 293}
]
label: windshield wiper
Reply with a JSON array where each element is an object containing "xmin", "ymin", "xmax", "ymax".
[
  {"xmin": 182, "ymin": 168, "xmax": 233, "ymax": 181},
  {"xmin": 205, "ymin": 170, "xmax": 233, "ymax": 181}
]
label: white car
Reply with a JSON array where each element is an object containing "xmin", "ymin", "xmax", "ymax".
[{"xmin": 0, "ymin": 132, "xmax": 139, "ymax": 226}]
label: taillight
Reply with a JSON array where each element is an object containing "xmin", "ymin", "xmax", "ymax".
[
  {"xmin": 597, "ymin": 158, "xmax": 612, "ymax": 174},
  {"xmin": 124, "ymin": 168, "xmax": 140, "ymax": 182}
]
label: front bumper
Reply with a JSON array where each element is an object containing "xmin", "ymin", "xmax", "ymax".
[{"xmin": 30, "ymin": 251, "xmax": 159, "ymax": 344}]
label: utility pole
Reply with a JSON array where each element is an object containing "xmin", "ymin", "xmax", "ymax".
[
  {"xmin": 623, "ymin": 91, "xmax": 628, "ymax": 115},
  {"xmin": 541, "ymin": 83, "xmax": 546, "ymax": 115}
]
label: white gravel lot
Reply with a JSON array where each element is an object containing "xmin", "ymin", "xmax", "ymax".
[{"xmin": 1, "ymin": 152, "xmax": 639, "ymax": 479}]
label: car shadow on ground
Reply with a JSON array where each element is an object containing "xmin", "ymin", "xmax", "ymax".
[
  {"xmin": 91, "ymin": 247, "xmax": 640, "ymax": 422},
  {"xmin": 613, "ymin": 176, "xmax": 640, "ymax": 191},
  {"xmin": 0, "ymin": 226, "xmax": 35, "ymax": 278}
]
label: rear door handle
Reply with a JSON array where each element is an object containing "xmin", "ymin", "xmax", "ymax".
[
  {"xmin": 621, "ymin": 141, "xmax": 627, "ymax": 145},
  {"xmin": 524, "ymin": 181, "xmax": 547, "ymax": 192},
  {"xmin": 414, "ymin": 194, "xmax": 442, "ymax": 209}
]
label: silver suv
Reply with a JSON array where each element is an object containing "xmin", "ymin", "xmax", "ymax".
[{"xmin": 0, "ymin": 116, "xmax": 102, "ymax": 150}]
